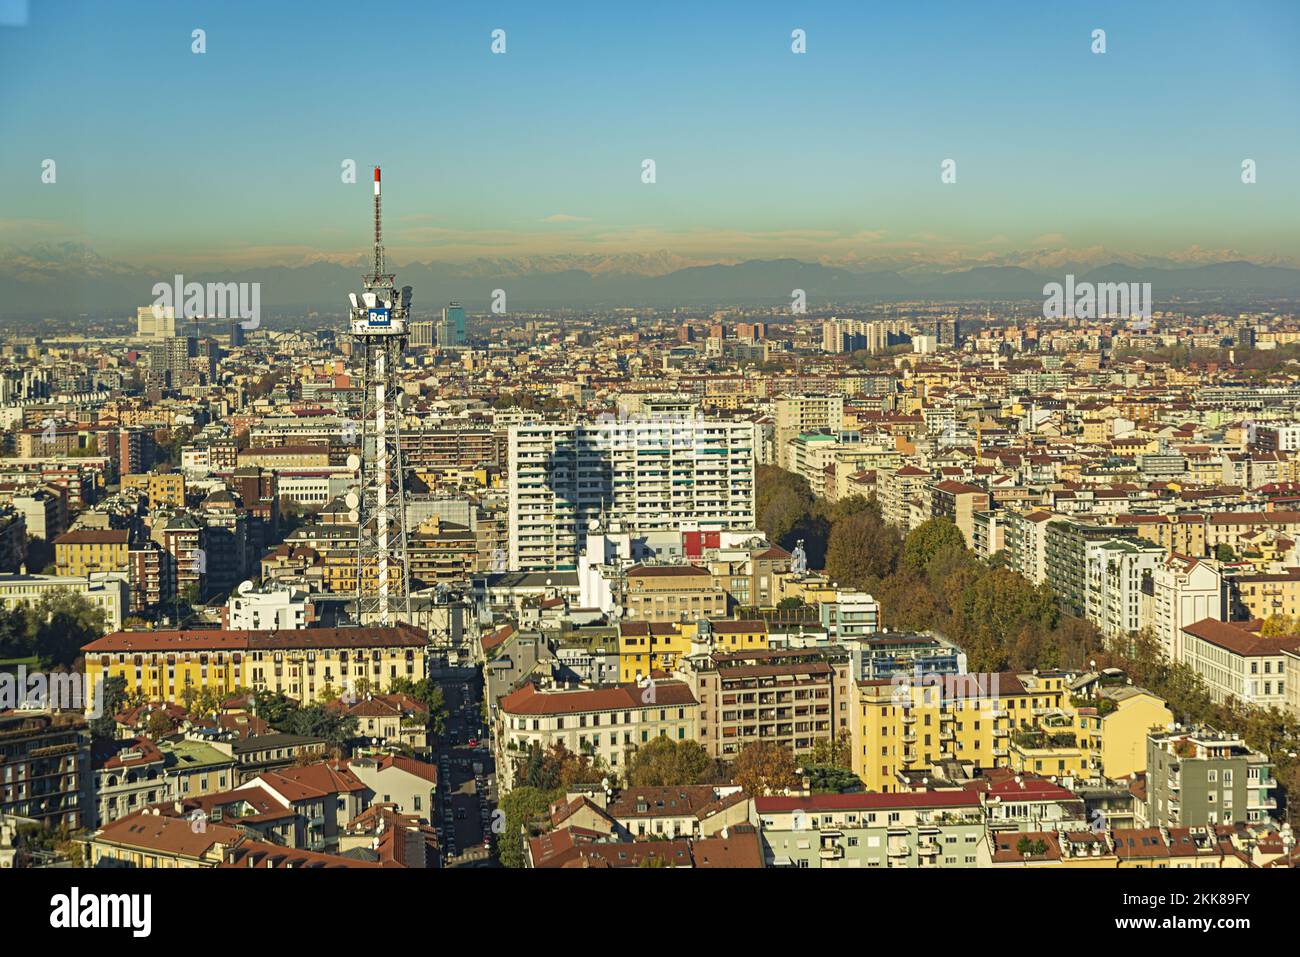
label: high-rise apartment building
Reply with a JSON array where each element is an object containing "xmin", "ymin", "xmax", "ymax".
[
  {"xmin": 508, "ymin": 417, "xmax": 757, "ymax": 570},
  {"xmin": 136, "ymin": 305, "xmax": 177, "ymax": 340},
  {"xmin": 773, "ymin": 394, "xmax": 844, "ymax": 469}
]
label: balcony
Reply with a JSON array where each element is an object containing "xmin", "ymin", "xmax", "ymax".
[
  {"xmin": 819, "ymin": 845, "xmax": 844, "ymax": 861},
  {"xmin": 887, "ymin": 843, "xmax": 911, "ymax": 859}
]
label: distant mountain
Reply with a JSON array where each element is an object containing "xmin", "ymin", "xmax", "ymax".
[{"xmin": 2, "ymin": 249, "xmax": 1299, "ymax": 319}]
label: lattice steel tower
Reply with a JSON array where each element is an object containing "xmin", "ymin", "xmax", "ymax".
[{"xmin": 347, "ymin": 166, "xmax": 412, "ymax": 625}]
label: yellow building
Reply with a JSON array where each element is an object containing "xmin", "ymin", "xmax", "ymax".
[
  {"xmin": 121, "ymin": 471, "xmax": 187, "ymax": 508},
  {"xmin": 82, "ymin": 624, "xmax": 428, "ymax": 706},
  {"xmin": 618, "ymin": 621, "xmax": 695, "ymax": 682},
  {"xmin": 87, "ymin": 811, "xmax": 245, "ymax": 868},
  {"xmin": 617, "ymin": 618, "xmax": 771, "ymax": 682},
  {"xmin": 850, "ymin": 671, "xmax": 1052, "ymax": 792},
  {"xmin": 54, "ymin": 529, "xmax": 130, "ymax": 577},
  {"xmin": 849, "ymin": 669, "xmax": 1173, "ymax": 792},
  {"xmin": 703, "ymin": 619, "xmax": 769, "ymax": 653}
]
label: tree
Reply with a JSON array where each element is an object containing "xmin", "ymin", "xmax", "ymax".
[
  {"xmin": 497, "ymin": 786, "xmax": 563, "ymax": 869},
  {"xmin": 27, "ymin": 590, "xmax": 107, "ymax": 668},
  {"xmin": 1260, "ymin": 615, "xmax": 1296, "ymax": 638},
  {"xmin": 804, "ymin": 765, "xmax": 863, "ymax": 794},
  {"xmin": 756, "ymin": 466, "xmax": 816, "ymax": 548},
  {"xmin": 277, "ymin": 704, "xmax": 358, "ymax": 747},
  {"xmin": 144, "ymin": 708, "xmax": 175, "ymax": 739},
  {"xmin": 808, "ymin": 732, "xmax": 852, "ymax": 769},
  {"xmin": 514, "ymin": 741, "xmax": 607, "ymax": 791},
  {"xmin": 88, "ymin": 675, "xmax": 128, "ymax": 739},
  {"xmin": 624, "ymin": 737, "xmax": 715, "ymax": 787},
  {"xmin": 901, "ymin": 517, "xmax": 968, "ymax": 572},
  {"xmin": 731, "ymin": 741, "xmax": 800, "ymax": 796},
  {"xmin": 825, "ymin": 511, "xmax": 900, "ymax": 587},
  {"xmin": 386, "ymin": 676, "xmax": 449, "ymax": 736}
]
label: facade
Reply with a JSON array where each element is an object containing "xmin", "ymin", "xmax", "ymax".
[
  {"xmin": 508, "ymin": 418, "xmax": 757, "ymax": 570},
  {"xmin": 774, "ymin": 394, "xmax": 844, "ymax": 469},
  {"xmin": 752, "ymin": 791, "xmax": 988, "ymax": 868},
  {"xmin": 496, "ymin": 680, "xmax": 699, "ymax": 790},
  {"xmin": 0, "ymin": 711, "xmax": 90, "ymax": 829},
  {"xmin": 1151, "ymin": 553, "xmax": 1223, "ymax": 662},
  {"xmin": 818, "ymin": 591, "xmax": 881, "ymax": 641},
  {"xmin": 1179, "ymin": 618, "xmax": 1297, "ymax": 709},
  {"xmin": 82, "ymin": 624, "xmax": 428, "ymax": 706},
  {"xmin": 1085, "ymin": 538, "xmax": 1165, "ymax": 642},
  {"xmin": 226, "ymin": 585, "xmax": 312, "ymax": 631},
  {"xmin": 0, "ymin": 572, "xmax": 126, "ymax": 631},
  {"xmin": 1146, "ymin": 728, "xmax": 1277, "ymax": 827},
  {"xmin": 54, "ymin": 528, "xmax": 130, "ymax": 577},
  {"xmin": 674, "ymin": 648, "xmax": 853, "ymax": 760},
  {"xmin": 928, "ymin": 480, "xmax": 991, "ymax": 549},
  {"xmin": 624, "ymin": 565, "xmax": 728, "ymax": 624},
  {"xmin": 1044, "ymin": 518, "xmax": 1139, "ymax": 618}
]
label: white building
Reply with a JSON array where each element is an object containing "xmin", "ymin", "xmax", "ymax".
[
  {"xmin": 1181, "ymin": 619, "xmax": 1295, "ymax": 710},
  {"xmin": 818, "ymin": 591, "xmax": 881, "ymax": 641},
  {"xmin": 1151, "ymin": 553, "xmax": 1223, "ymax": 661},
  {"xmin": 508, "ymin": 417, "xmax": 756, "ymax": 571},
  {"xmin": 136, "ymin": 305, "xmax": 176, "ymax": 340},
  {"xmin": 1085, "ymin": 538, "xmax": 1165, "ymax": 642},
  {"xmin": 495, "ymin": 679, "xmax": 699, "ymax": 790},
  {"xmin": 0, "ymin": 572, "xmax": 126, "ymax": 631},
  {"xmin": 226, "ymin": 584, "xmax": 311, "ymax": 630},
  {"xmin": 274, "ymin": 470, "xmax": 355, "ymax": 508}
]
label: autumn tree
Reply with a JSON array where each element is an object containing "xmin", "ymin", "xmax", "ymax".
[
  {"xmin": 825, "ymin": 511, "xmax": 901, "ymax": 587},
  {"xmin": 731, "ymin": 741, "xmax": 800, "ymax": 796},
  {"xmin": 624, "ymin": 737, "xmax": 715, "ymax": 787},
  {"xmin": 901, "ymin": 517, "xmax": 968, "ymax": 573},
  {"xmin": 1260, "ymin": 615, "xmax": 1296, "ymax": 638}
]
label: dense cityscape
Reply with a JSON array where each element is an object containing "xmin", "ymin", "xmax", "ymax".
[{"xmin": 4, "ymin": 0, "xmax": 1298, "ymax": 938}]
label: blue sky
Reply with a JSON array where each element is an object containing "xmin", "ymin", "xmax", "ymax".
[{"xmin": 1, "ymin": 0, "xmax": 1298, "ymax": 270}]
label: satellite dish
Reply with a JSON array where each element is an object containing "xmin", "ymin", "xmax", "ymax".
[
  {"xmin": 396, "ymin": 392, "xmax": 408, "ymax": 410},
  {"xmin": 348, "ymin": 293, "xmax": 359, "ymax": 309},
  {"xmin": 345, "ymin": 491, "xmax": 360, "ymax": 510},
  {"xmin": 348, "ymin": 510, "xmax": 359, "ymax": 522},
  {"xmin": 237, "ymin": 580, "xmax": 254, "ymax": 596},
  {"xmin": 347, "ymin": 454, "xmax": 361, "ymax": 471}
]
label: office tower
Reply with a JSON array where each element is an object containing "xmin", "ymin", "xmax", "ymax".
[
  {"xmin": 507, "ymin": 417, "xmax": 757, "ymax": 570},
  {"xmin": 437, "ymin": 302, "xmax": 466, "ymax": 347}
]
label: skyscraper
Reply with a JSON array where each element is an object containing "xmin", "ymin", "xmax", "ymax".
[{"xmin": 437, "ymin": 302, "xmax": 466, "ymax": 347}]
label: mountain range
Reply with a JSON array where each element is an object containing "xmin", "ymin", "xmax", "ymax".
[{"xmin": 3, "ymin": 244, "xmax": 1300, "ymax": 319}]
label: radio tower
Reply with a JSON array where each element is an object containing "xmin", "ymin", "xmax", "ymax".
[{"xmin": 347, "ymin": 166, "xmax": 412, "ymax": 626}]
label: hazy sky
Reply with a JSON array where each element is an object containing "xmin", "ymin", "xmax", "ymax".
[{"xmin": 2, "ymin": 0, "xmax": 1298, "ymax": 270}]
